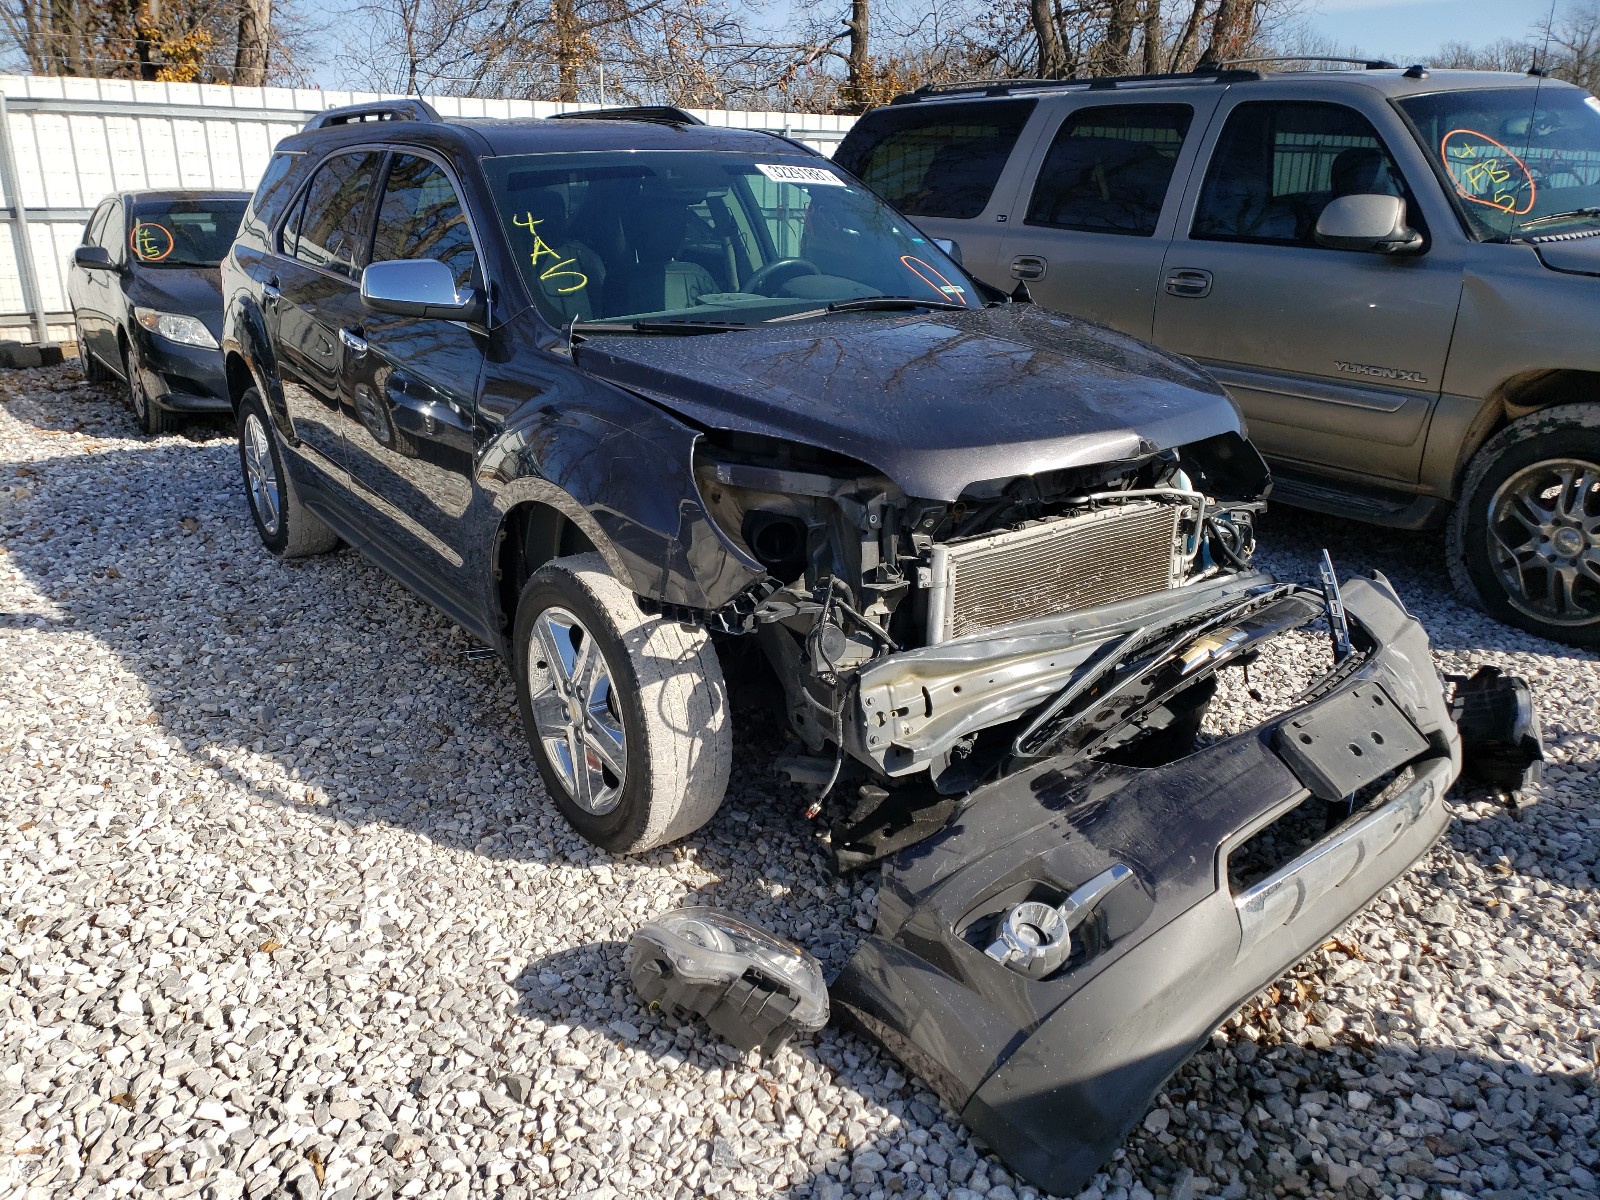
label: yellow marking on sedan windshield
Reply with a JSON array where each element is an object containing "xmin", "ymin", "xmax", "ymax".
[{"xmin": 513, "ymin": 212, "xmax": 588, "ymax": 294}]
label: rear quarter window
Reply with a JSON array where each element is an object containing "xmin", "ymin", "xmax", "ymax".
[
  {"xmin": 836, "ymin": 100, "xmax": 1036, "ymax": 220},
  {"xmin": 242, "ymin": 152, "xmax": 302, "ymax": 240}
]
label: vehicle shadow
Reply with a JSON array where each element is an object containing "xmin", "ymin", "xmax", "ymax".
[{"xmin": 0, "ymin": 360, "xmax": 233, "ymax": 444}]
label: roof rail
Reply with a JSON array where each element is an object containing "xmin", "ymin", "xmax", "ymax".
[
  {"xmin": 548, "ymin": 105, "xmax": 705, "ymax": 126},
  {"xmin": 1213, "ymin": 55, "xmax": 1400, "ymax": 71},
  {"xmin": 890, "ymin": 67, "xmax": 1259, "ymax": 104},
  {"xmin": 304, "ymin": 98, "xmax": 442, "ymax": 130}
]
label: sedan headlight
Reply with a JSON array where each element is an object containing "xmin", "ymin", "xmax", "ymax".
[{"xmin": 134, "ymin": 307, "xmax": 218, "ymax": 349}]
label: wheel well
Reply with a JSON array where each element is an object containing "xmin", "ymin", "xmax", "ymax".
[
  {"xmin": 224, "ymin": 352, "xmax": 255, "ymax": 413},
  {"xmin": 1460, "ymin": 369, "xmax": 1600, "ymax": 484},
  {"xmin": 494, "ymin": 502, "xmax": 597, "ymax": 638}
]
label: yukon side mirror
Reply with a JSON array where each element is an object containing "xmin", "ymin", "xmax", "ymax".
[
  {"xmin": 933, "ymin": 237, "xmax": 964, "ymax": 265},
  {"xmin": 360, "ymin": 258, "xmax": 484, "ymax": 322},
  {"xmin": 74, "ymin": 245, "xmax": 114, "ymax": 269},
  {"xmin": 1314, "ymin": 194, "xmax": 1423, "ymax": 254}
]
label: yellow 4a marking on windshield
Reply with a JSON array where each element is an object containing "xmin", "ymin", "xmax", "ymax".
[{"xmin": 513, "ymin": 212, "xmax": 588, "ymax": 294}]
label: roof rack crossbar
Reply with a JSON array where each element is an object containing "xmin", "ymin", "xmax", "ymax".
[
  {"xmin": 1213, "ymin": 55, "xmax": 1400, "ymax": 70},
  {"xmin": 304, "ymin": 99, "xmax": 442, "ymax": 130},
  {"xmin": 548, "ymin": 105, "xmax": 706, "ymax": 126},
  {"xmin": 892, "ymin": 67, "xmax": 1260, "ymax": 103}
]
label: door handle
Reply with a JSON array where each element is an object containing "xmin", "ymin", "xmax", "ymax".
[
  {"xmin": 1165, "ymin": 268, "xmax": 1213, "ymax": 299},
  {"xmin": 338, "ymin": 327, "xmax": 368, "ymax": 355},
  {"xmin": 1011, "ymin": 255, "xmax": 1048, "ymax": 281},
  {"xmin": 261, "ymin": 276, "xmax": 280, "ymax": 310}
]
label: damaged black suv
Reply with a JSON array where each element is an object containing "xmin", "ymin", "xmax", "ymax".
[{"xmin": 221, "ymin": 99, "xmax": 1443, "ymax": 851}]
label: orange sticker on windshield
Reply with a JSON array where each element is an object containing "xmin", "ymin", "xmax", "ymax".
[
  {"xmin": 900, "ymin": 256, "xmax": 971, "ymax": 307},
  {"xmin": 1441, "ymin": 129, "xmax": 1535, "ymax": 215},
  {"xmin": 129, "ymin": 222, "xmax": 174, "ymax": 261}
]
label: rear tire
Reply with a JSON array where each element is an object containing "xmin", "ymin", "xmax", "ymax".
[
  {"xmin": 1448, "ymin": 402, "xmax": 1600, "ymax": 647},
  {"xmin": 125, "ymin": 338, "xmax": 179, "ymax": 436},
  {"xmin": 236, "ymin": 389, "xmax": 339, "ymax": 558},
  {"xmin": 513, "ymin": 553, "xmax": 732, "ymax": 854}
]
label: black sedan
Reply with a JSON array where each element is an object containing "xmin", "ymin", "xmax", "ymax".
[{"xmin": 68, "ymin": 189, "xmax": 248, "ymax": 434}]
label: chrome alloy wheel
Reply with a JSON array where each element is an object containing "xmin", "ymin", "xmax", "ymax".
[
  {"xmin": 1488, "ymin": 457, "xmax": 1600, "ymax": 627},
  {"xmin": 526, "ymin": 607, "xmax": 627, "ymax": 814},
  {"xmin": 242, "ymin": 413, "xmax": 282, "ymax": 537}
]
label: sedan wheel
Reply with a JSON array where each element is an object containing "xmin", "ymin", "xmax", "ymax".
[{"xmin": 124, "ymin": 339, "xmax": 177, "ymax": 435}]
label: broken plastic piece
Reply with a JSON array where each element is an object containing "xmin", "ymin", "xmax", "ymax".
[
  {"xmin": 629, "ymin": 907, "xmax": 828, "ymax": 1052},
  {"xmin": 1318, "ymin": 549, "xmax": 1352, "ymax": 660},
  {"xmin": 1449, "ymin": 666, "xmax": 1545, "ymax": 796}
]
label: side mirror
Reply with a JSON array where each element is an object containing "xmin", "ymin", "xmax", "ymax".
[
  {"xmin": 933, "ymin": 237, "xmax": 964, "ymax": 265},
  {"xmin": 74, "ymin": 245, "xmax": 114, "ymax": 269},
  {"xmin": 360, "ymin": 259, "xmax": 484, "ymax": 322},
  {"xmin": 1314, "ymin": 194, "xmax": 1423, "ymax": 254}
]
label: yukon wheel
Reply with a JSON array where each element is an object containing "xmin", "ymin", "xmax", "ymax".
[
  {"xmin": 125, "ymin": 338, "xmax": 178, "ymax": 435},
  {"xmin": 1448, "ymin": 403, "xmax": 1600, "ymax": 647},
  {"xmin": 236, "ymin": 389, "xmax": 339, "ymax": 558},
  {"xmin": 513, "ymin": 553, "xmax": 731, "ymax": 853}
]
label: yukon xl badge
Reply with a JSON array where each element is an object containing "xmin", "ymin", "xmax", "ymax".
[{"xmin": 1335, "ymin": 360, "xmax": 1428, "ymax": 383}]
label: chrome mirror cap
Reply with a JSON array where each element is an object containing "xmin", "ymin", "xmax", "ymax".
[{"xmin": 360, "ymin": 258, "xmax": 482, "ymax": 321}]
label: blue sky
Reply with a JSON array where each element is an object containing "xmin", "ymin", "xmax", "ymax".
[{"xmin": 1304, "ymin": 0, "xmax": 1555, "ymax": 60}]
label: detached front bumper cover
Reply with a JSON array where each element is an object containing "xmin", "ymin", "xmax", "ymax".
[{"xmin": 831, "ymin": 573, "xmax": 1460, "ymax": 1197}]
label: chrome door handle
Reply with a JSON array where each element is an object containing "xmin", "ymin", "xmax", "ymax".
[
  {"xmin": 1165, "ymin": 268, "xmax": 1213, "ymax": 298},
  {"xmin": 261, "ymin": 278, "xmax": 281, "ymax": 310},
  {"xmin": 1011, "ymin": 255, "xmax": 1047, "ymax": 281},
  {"xmin": 338, "ymin": 327, "xmax": 368, "ymax": 355}
]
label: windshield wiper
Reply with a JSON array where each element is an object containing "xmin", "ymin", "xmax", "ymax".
[
  {"xmin": 572, "ymin": 317, "xmax": 751, "ymax": 335},
  {"xmin": 1516, "ymin": 206, "xmax": 1600, "ymax": 233},
  {"xmin": 824, "ymin": 295, "xmax": 974, "ymax": 314}
]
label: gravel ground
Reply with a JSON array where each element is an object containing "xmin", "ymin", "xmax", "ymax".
[{"xmin": 2, "ymin": 362, "xmax": 1597, "ymax": 1200}]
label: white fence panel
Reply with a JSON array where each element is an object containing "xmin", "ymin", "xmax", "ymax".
[{"xmin": 0, "ymin": 74, "xmax": 856, "ymax": 343}]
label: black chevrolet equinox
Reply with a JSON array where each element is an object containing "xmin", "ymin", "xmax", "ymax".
[{"xmin": 219, "ymin": 98, "xmax": 1449, "ymax": 867}]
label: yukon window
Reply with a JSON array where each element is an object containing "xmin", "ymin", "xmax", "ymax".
[
  {"xmin": 1025, "ymin": 104, "xmax": 1193, "ymax": 236},
  {"xmin": 1193, "ymin": 101, "xmax": 1417, "ymax": 246},
  {"xmin": 1397, "ymin": 85, "xmax": 1600, "ymax": 240},
  {"xmin": 832, "ymin": 99, "xmax": 1037, "ymax": 219},
  {"xmin": 284, "ymin": 150, "xmax": 383, "ymax": 279},
  {"xmin": 370, "ymin": 154, "xmax": 479, "ymax": 289}
]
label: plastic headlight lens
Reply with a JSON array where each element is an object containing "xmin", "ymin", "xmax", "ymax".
[
  {"xmin": 648, "ymin": 906, "xmax": 829, "ymax": 1030},
  {"xmin": 134, "ymin": 307, "xmax": 218, "ymax": 349}
]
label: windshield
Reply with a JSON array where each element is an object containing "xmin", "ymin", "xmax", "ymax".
[
  {"xmin": 127, "ymin": 198, "xmax": 247, "ymax": 267},
  {"xmin": 1397, "ymin": 86, "xmax": 1600, "ymax": 240},
  {"xmin": 481, "ymin": 151, "xmax": 979, "ymax": 327}
]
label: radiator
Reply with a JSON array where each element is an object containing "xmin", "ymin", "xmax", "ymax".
[{"xmin": 925, "ymin": 502, "xmax": 1183, "ymax": 642}]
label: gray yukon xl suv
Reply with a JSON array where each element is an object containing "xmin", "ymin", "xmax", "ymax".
[{"xmin": 836, "ymin": 62, "xmax": 1600, "ymax": 647}]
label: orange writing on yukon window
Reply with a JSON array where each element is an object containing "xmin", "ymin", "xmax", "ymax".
[
  {"xmin": 513, "ymin": 212, "xmax": 588, "ymax": 294},
  {"xmin": 129, "ymin": 222, "xmax": 174, "ymax": 261},
  {"xmin": 1440, "ymin": 129, "xmax": 1536, "ymax": 216}
]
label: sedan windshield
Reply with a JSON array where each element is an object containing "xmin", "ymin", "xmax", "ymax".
[
  {"xmin": 128, "ymin": 198, "xmax": 248, "ymax": 267},
  {"xmin": 1397, "ymin": 86, "xmax": 1600, "ymax": 240},
  {"xmin": 481, "ymin": 150, "xmax": 979, "ymax": 327}
]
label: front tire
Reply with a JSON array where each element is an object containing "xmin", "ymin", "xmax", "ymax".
[
  {"xmin": 513, "ymin": 553, "xmax": 732, "ymax": 854},
  {"xmin": 236, "ymin": 389, "xmax": 339, "ymax": 558},
  {"xmin": 124, "ymin": 338, "xmax": 179, "ymax": 435},
  {"xmin": 1448, "ymin": 403, "xmax": 1600, "ymax": 647},
  {"xmin": 74, "ymin": 315, "xmax": 110, "ymax": 383}
]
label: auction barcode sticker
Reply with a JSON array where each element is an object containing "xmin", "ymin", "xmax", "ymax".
[{"xmin": 755, "ymin": 163, "xmax": 848, "ymax": 186}]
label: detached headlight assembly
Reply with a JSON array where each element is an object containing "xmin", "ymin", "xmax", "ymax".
[
  {"xmin": 629, "ymin": 906, "xmax": 828, "ymax": 1052},
  {"xmin": 134, "ymin": 307, "xmax": 218, "ymax": 349}
]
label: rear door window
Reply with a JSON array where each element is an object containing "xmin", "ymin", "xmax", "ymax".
[
  {"xmin": 1192, "ymin": 101, "xmax": 1414, "ymax": 245},
  {"xmin": 1025, "ymin": 105, "xmax": 1193, "ymax": 236},
  {"xmin": 285, "ymin": 150, "xmax": 384, "ymax": 278},
  {"xmin": 835, "ymin": 99, "xmax": 1036, "ymax": 219}
]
